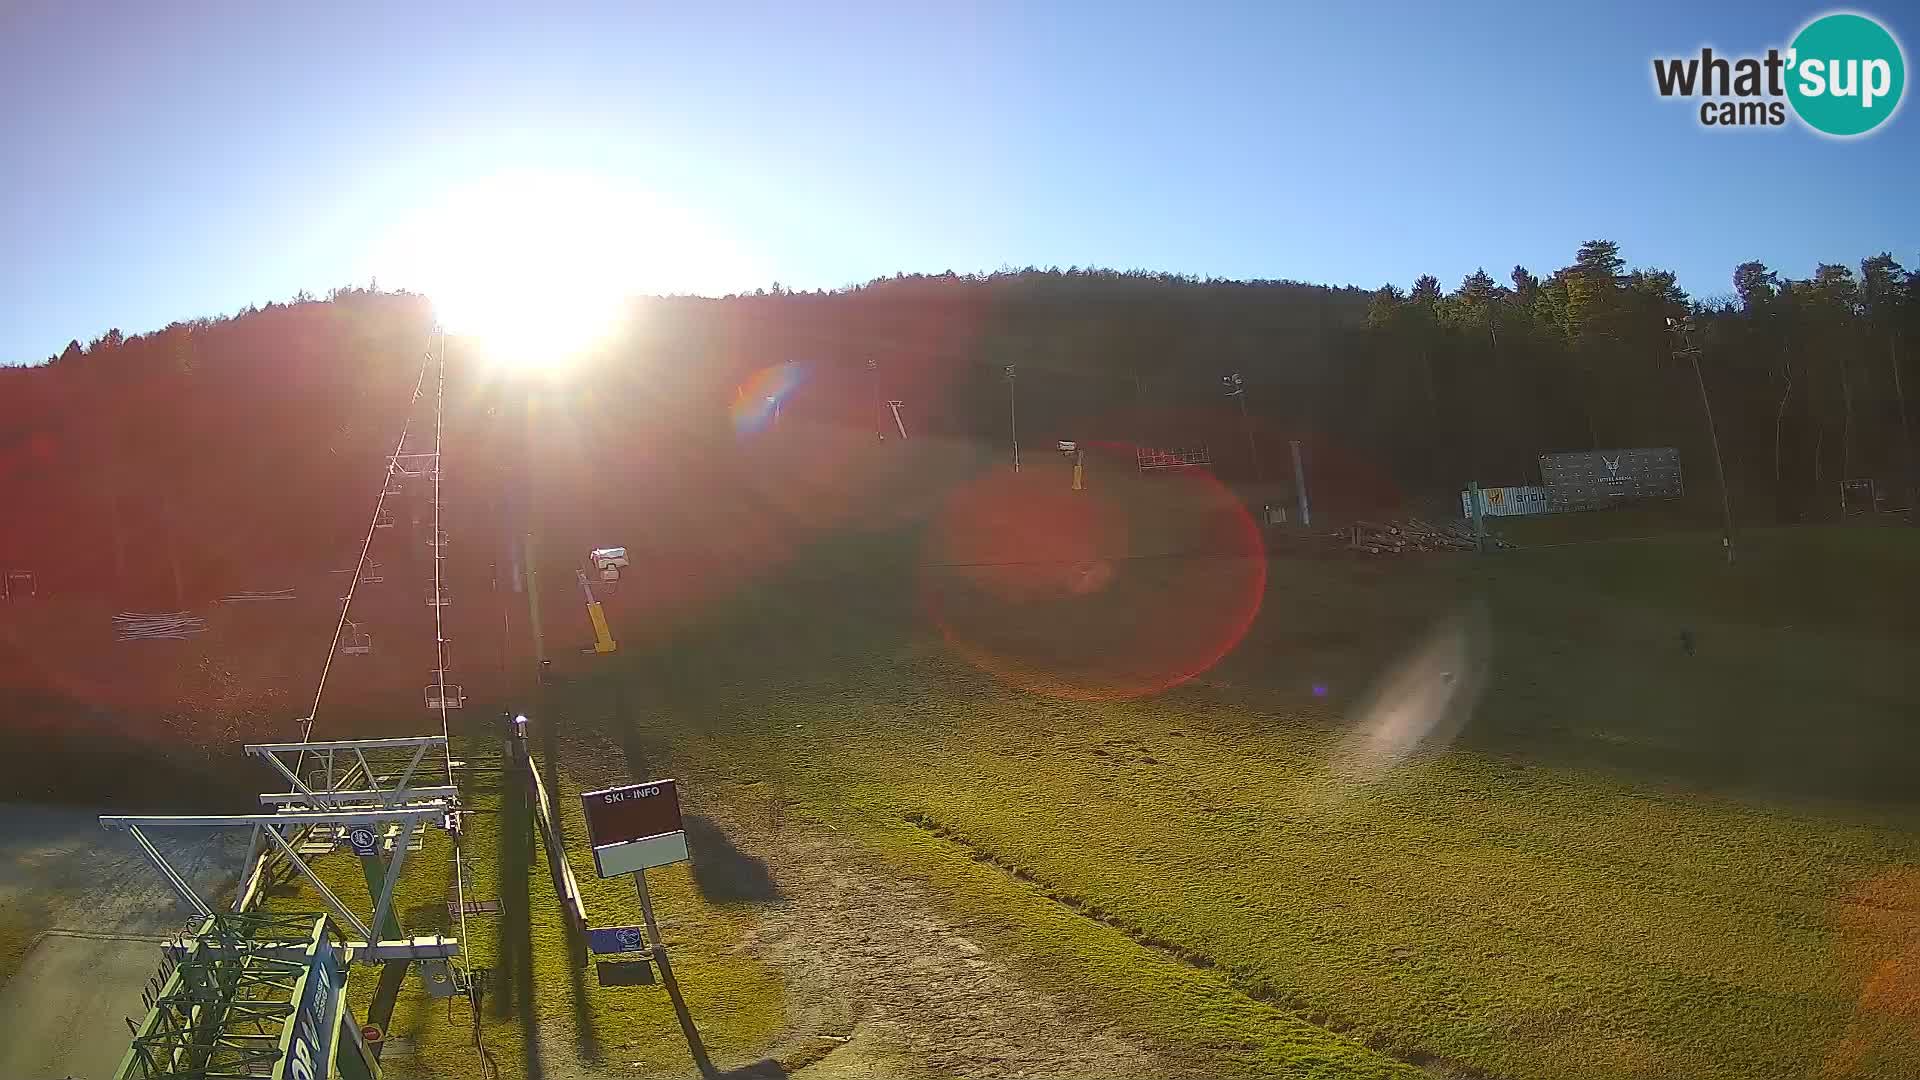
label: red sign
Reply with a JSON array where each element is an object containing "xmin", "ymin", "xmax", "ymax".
[
  {"xmin": 580, "ymin": 780, "xmax": 684, "ymax": 848},
  {"xmin": 361, "ymin": 1023, "xmax": 384, "ymax": 1045}
]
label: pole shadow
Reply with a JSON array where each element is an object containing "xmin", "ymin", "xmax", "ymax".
[
  {"xmin": 496, "ymin": 735, "xmax": 544, "ymax": 1079},
  {"xmin": 654, "ymin": 945, "xmax": 718, "ymax": 1079}
]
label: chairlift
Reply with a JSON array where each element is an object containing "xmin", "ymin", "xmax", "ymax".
[
  {"xmin": 427, "ymin": 586, "xmax": 451, "ymax": 608},
  {"xmin": 374, "ymin": 508, "xmax": 396, "ymax": 529},
  {"xmin": 2, "ymin": 570, "xmax": 34, "ymax": 601},
  {"xmin": 341, "ymin": 623, "xmax": 372, "ymax": 655},
  {"xmin": 381, "ymin": 821, "xmax": 426, "ymax": 855},
  {"xmin": 424, "ymin": 683, "xmax": 466, "ymax": 710},
  {"xmin": 331, "ymin": 561, "xmax": 384, "ymax": 584}
]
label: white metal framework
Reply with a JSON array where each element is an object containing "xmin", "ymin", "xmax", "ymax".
[
  {"xmin": 101, "ymin": 805, "xmax": 447, "ymax": 950},
  {"xmin": 101, "ymin": 735, "xmax": 461, "ymax": 959}
]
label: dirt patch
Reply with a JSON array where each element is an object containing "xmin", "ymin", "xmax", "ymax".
[{"xmin": 691, "ymin": 796, "xmax": 1189, "ymax": 1080}]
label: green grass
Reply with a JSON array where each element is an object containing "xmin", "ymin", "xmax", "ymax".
[
  {"xmin": 540, "ymin": 507, "xmax": 1920, "ymax": 1080},
  {"xmin": 0, "ymin": 916, "xmax": 40, "ymax": 990}
]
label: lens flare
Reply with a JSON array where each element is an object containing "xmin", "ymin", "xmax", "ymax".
[
  {"xmin": 1334, "ymin": 605, "xmax": 1489, "ymax": 778},
  {"xmin": 731, "ymin": 363, "xmax": 807, "ymax": 434},
  {"xmin": 1823, "ymin": 867, "xmax": 1920, "ymax": 1074},
  {"xmin": 922, "ymin": 462, "xmax": 1266, "ymax": 701}
]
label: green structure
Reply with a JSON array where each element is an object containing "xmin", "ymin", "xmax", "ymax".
[{"xmin": 116, "ymin": 912, "xmax": 380, "ymax": 1080}]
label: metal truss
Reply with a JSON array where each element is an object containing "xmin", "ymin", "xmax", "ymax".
[
  {"xmin": 251, "ymin": 735, "xmax": 449, "ymax": 809},
  {"xmin": 117, "ymin": 912, "xmax": 324, "ymax": 1080},
  {"xmin": 102, "ymin": 736, "xmax": 460, "ymax": 952},
  {"xmin": 101, "ymin": 807, "xmax": 445, "ymax": 945}
]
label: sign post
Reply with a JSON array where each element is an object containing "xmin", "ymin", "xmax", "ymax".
[
  {"xmin": 579, "ymin": 778, "xmax": 708, "ymax": 1062},
  {"xmin": 580, "ymin": 779, "xmax": 692, "ymax": 956},
  {"xmin": 635, "ymin": 870, "xmax": 664, "ymax": 958}
]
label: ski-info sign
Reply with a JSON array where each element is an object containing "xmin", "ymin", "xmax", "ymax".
[{"xmin": 580, "ymin": 779, "xmax": 689, "ymax": 878}]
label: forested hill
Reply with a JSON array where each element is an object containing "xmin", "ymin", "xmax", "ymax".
[{"xmin": 2, "ymin": 245, "xmax": 1916, "ymax": 602}]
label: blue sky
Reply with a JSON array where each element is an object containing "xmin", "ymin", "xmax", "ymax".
[{"xmin": 2, "ymin": 0, "xmax": 1914, "ymax": 364}]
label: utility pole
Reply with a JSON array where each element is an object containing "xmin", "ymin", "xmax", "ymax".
[
  {"xmin": 1289, "ymin": 439, "xmax": 1311, "ymax": 528},
  {"xmin": 1892, "ymin": 332, "xmax": 1915, "ymax": 518},
  {"xmin": 1222, "ymin": 372, "xmax": 1263, "ymax": 483},
  {"xmin": 1005, "ymin": 364, "xmax": 1020, "ymax": 472},
  {"xmin": 1671, "ymin": 317, "xmax": 1737, "ymax": 564}
]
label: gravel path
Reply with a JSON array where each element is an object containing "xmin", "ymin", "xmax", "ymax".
[{"xmin": 695, "ymin": 800, "xmax": 1187, "ymax": 1080}]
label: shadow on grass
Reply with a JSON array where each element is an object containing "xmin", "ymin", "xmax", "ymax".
[
  {"xmin": 655, "ymin": 945, "xmax": 718, "ymax": 1079},
  {"xmin": 495, "ymin": 741, "xmax": 544, "ymax": 1080},
  {"xmin": 684, "ymin": 814, "xmax": 780, "ymax": 905},
  {"xmin": 363, "ymin": 958, "xmax": 410, "ymax": 1057},
  {"xmin": 535, "ymin": 699, "xmax": 603, "ymax": 1065},
  {"xmin": 561, "ymin": 919, "xmax": 601, "ymax": 1064}
]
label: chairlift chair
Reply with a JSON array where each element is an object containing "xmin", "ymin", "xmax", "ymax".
[
  {"xmin": 424, "ymin": 682, "xmax": 465, "ymax": 710},
  {"xmin": 2, "ymin": 570, "xmax": 34, "ymax": 601},
  {"xmin": 341, "ymin": 623, "xmax": 372, "ymax": 655},
  {"xmin": 374, "ymin": 508, "xmax": 396, "ymax": 529},
  {"xmin": 427, "ymin": 586, "xmax": 451, "ymax": 608}
]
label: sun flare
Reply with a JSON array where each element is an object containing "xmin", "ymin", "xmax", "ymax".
[{"xmin": 379, "ymin": 171, "xmax": 710, "ymax": 374}]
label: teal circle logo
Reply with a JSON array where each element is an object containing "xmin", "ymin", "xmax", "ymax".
[{"xmin": 1787, "ymin": 13, "xmax": 1905, "ymax": 136}]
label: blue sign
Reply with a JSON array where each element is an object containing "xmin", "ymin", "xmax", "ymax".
[
  {"xmin": 587, "ymin": 925, "xmax": 648, "ymax": 955},
  {"xmin": 281, "ymin": 933, "xmax": 342, "ymax": 1080},
  {"xmin": 346, "ymin": 826, "xmax": 378, "ymax": 858}
]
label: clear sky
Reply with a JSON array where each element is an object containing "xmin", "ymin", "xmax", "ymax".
[{"xmin": 2, "ymin": 0, "xmax": 1913, "ymax": 364}]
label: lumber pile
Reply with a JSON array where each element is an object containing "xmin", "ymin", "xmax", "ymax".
[
  {"xmin": 114, "ymin": 611, "xmax": 208, "ymax": 641},
  {"xmin": 1334, "ymin": 517, "xmax": 1512, "ymax": 555}
]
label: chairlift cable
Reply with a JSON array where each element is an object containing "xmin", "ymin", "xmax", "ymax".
[{"xmin": 295, "ymin": 347, "xmax": 434, "ymax": 775}]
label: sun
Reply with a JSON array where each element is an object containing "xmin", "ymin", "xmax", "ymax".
[{"xmin": 381, "ymin": 171, "xmax": 665, "ymax": 374}]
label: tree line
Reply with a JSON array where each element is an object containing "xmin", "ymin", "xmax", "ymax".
[{"xmin": 2, "ymin": 247, "xmax": 1915, "ymax": 603}]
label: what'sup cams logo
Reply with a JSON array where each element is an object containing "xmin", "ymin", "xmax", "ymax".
[{"xmin": 1653, "ymin": 11, "xmax": 1905, "ymax": 136}]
